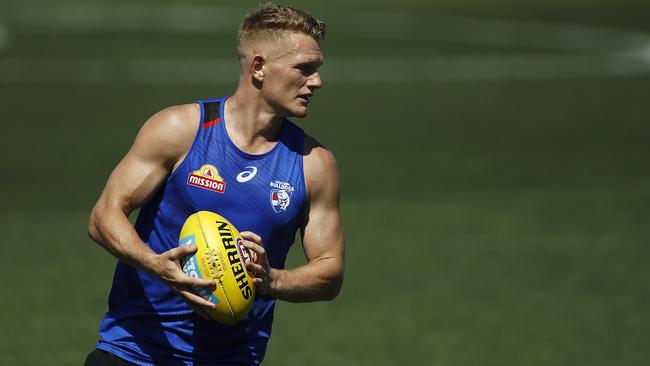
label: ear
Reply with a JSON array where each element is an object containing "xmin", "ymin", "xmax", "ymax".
[{"xmin": 251, "ymin": 54, "xmax": 265, "ymax": 82}]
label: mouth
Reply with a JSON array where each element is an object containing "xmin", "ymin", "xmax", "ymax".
[{"xmin": 298, "ymin": 94, "xmax": 312, "ymax": 105}]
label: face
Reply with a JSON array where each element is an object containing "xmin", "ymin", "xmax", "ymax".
[{"xmin": 257, "ymin": 32, "xmax": 324, "ymax": 118}]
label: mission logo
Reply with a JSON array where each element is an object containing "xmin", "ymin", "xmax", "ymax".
[{"xmin": 187, "ymin": 164, "xmax": 226, "ymax": 193}]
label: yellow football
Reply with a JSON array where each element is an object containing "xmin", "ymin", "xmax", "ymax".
[{"xmin": 178, "ymin": 211, "xmax": 255, "ymax": 324}]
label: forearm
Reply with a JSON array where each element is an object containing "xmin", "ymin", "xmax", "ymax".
[
  {"xmin": 88, "ymin": 205, "xmax": 157, "ymax": 273},
  {"xmin": 89, "ymin": 202, "xmax": 218, "ymax": 314},
  {"xmin": 268, "ymin": 257, "xmax": 343, "ymax": 302}
]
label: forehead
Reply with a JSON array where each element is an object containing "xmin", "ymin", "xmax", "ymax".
[{"xmin": 273, "ymin": 32, "xmax": 324, "ymax": 64}]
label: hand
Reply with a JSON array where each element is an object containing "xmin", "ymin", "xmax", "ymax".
[
  {"xmin": 241, "ymin": 231, "xmax": 275, "ymax": 296},
  {"xmin": 148, "ymin": 244, "xmax": 217, "ymax": 320}
]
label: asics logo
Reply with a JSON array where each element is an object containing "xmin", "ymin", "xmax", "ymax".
[{"xmin": 236, "ymin": 166, "xmax": 258, "ymax": 183}]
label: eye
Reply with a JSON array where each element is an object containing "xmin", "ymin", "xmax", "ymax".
[{"xmin": 296, "ymin": 64, "xmax": 318, "ymax": 76}]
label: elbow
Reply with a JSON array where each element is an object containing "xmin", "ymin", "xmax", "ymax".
[
  {"xmin": 323, "ymin": 259, "xmax": 344, "ymax": 300},
  {"xmin": 323, "ymin": 286, "xmax": 341, "ymax": 301},
  {"xmin": 87, "ymin": 208, "xmax": 102, "ymax": 243},
  {"xmin": 323, "ymin": 272, "xmax": 344, "ymax": 301}
]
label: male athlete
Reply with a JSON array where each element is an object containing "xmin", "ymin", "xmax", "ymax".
[{"xmin": 85, "ymin": 3, "xmax": 344, "ymax": 365}]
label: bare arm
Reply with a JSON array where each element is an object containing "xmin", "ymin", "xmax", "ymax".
[
  {"xmin": 243, "ymin": 135, "xmax": 345, "ymax": 302},
  {"xmin": 88, "ymin": 104, "xmax": 216, "ymax": 317}
]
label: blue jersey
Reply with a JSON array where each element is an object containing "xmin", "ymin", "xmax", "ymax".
[{"xmin": 96, "ymin": 97, "xmax": 307, "ymax": 365}]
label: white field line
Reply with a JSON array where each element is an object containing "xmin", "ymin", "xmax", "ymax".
[
  {"xmin": 2, "ymin": 54, "xmax": 649, "ymax": 85},
  {"xmin": 337, "ymin": 12, "xmax": 650, "ymax": 52},
  {"xmin": 2, "ymin": 3, "xmax": 242, "ymax": 33},
  {"xmin": 1, "ymin": 4, "xmax": 650, "ymax": 83},
  {"xmin": 4, "ymin": 3, "xmax": 650, "ymax": 50}
]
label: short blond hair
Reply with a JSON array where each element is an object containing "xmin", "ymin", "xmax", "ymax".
[{"xmin": 237, "ymin": 3, "xmax": 326, "ymax": 66}]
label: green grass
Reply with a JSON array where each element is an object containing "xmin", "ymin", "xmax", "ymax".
[{"xmin": 1, "ymin": 0, "xmax": 649, "ymax": 365}]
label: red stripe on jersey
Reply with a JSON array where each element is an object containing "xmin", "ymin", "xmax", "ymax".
[{"xmin": 203, "ymin": 117, "xmax": 221, "ymax": 128}]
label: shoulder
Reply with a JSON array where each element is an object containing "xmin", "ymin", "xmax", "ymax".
[
  {"xmin": 139, "ymin": 103, "xmax": 200, "ymax": 142},
  {"xmin": 131, "ymin": 103, "xmax": 201, "ymax": 164},
  {"xmin": 303, "ymin": 133, "xmax": 339, "ymax": 201}
]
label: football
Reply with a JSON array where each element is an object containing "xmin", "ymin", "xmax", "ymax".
[{"xmin": 178, "ymin": 211, "xmax": 255, "ymax": 324}]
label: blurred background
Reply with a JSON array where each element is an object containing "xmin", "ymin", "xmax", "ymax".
[{"xmin": 1, "ymin": 0, "xmax": 649, "ymax": 365}]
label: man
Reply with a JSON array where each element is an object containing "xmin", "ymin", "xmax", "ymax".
[{"xmin": 85, "ymin": 3, "xmax": 344, "ymax": 365}]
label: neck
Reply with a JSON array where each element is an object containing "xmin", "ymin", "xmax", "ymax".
[{"xmin": 224, "ymin": 90, "xmax": 285, "ymax": 155}]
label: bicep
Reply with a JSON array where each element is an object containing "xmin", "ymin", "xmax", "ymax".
[
  {"xmin": 98, "ymin": 148, "xmax": 171, "ymax": 215},
  {"xmin": 301, "ymin": 198, "xmax": 344, "ymax": 263},
  {"xmin": 301, "ymin": 147, "xmax": 344, "ymax": 265},
  {"xmin": 95, "ymin": 104, "xmax": 199, "ymax": 215}
]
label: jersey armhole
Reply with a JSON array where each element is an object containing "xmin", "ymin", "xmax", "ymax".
[
  {"xmin": 167, "ymin": 102, "xmax": 203, "ymax": 181},
  {"xmin": 299, "ymin": 132, "xmax": 310, "ymax": 214}
]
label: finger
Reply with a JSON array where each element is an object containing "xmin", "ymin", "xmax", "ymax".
[
  {"xmin": 165, "ymin": 244, "xmax": 198, "ymax": 260},
  {"xmin": 241, "ymin": 245, "xmax": 257, "ymax": 263},
  {"xmin": 177, "ymin": 275, "xmax": 216, "ymax": 289},
  {"xmin": 242, "ymin": 240, "xmax": 266, "ymax": 257},
  {"xmin": 244, "ymin": 261, "xmax": 265, "ymax": 277},
  {"xmin": 161, "ymin": 268, "xmax": 215, "ymax": 290},
  {"xmin": 240, "ymin": 231, "xmax": 263, "ymax": 246},
  {"xmin": 237, "ymin": 240, "xmax": 257, "ymax": 262},
  {"xmin": 178, "ymin": 290, "xmax": 217, "ymax": 309}
]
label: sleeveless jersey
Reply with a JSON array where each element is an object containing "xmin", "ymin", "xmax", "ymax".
[{"xmin": 96, "ymin": 97, "xmax": 307, "ymax": 366}]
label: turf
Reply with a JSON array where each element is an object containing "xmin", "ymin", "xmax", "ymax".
[{"xmin": 1, "ymin": 0, "xmax": 649, "ymax": 365}]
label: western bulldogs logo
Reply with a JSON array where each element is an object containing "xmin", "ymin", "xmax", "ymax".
[{"xmin": 270, "ymin": 180, "xmax": 294, "ymax": 213}]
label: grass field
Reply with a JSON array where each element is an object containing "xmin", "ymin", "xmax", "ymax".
[{"xmin": 1, "ymin": 0, "xmax": 649, "ymax": 365}]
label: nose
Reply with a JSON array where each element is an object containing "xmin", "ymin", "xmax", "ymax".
[{"xmin": 307, "ymin": 72, "xmax": 322, "ymax": 89}]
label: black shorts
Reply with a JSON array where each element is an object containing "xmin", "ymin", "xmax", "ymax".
[{"xmin": 84, "ymin": 349, "xmax": 134, "ymax": 366}]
